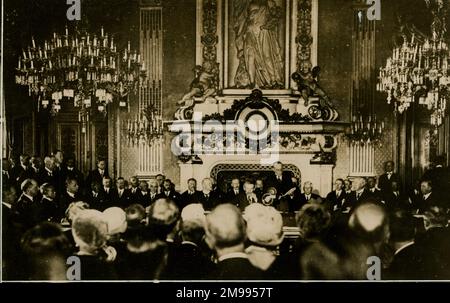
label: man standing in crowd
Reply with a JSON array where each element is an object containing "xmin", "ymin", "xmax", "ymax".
[
  {"xmin": 161, "ymin": 179, "xmax": 181, "ymax": 207},
  {"xmin": 367, "ymin": 176, "xmax": 382, "ymax": 200},
  {"xmin": 326, "ymin": 178, "xmax": 346, "ymax": 212},
  {"xmin": 38, "ymin": 156, "xmax": 58, "ymax": 188},
  {"xmin": 129, "ymin": 176, "xmax": 141, "ymax": 201},
  {"xmin": 10, "ymin": 154, "xmax": 31, "ymax": 188},
  {"xmin": 199, "ymin": 178, "xmax": 221, "ymax": 210},
  {"xmin": 62, "ymin": 157, "xmax": 84, "ymax": 191},
  {"xmin": 86, "ymin": 159, "xmax": 109, "ymax": 188},
  {"xmin": 180, "ymin": 178, "xmax": 201, "ymax": 209},
  {"xmin": 111, "ymin": 177, "xmax": 131, "ymax": 208},
  {"xmin": 226, "ymin": 178, "xmax": 241, "ymax": 204},
  {"xmin": 267, "ymin": 161, "xmax": 294, "ymax": 199},
  {"xmin": 156, "ymin": 174, "xmax": 166, "ymax": 194},
  {"xmin": 378, "ymin": 161, "xmax": 400, "ymax": 194}
]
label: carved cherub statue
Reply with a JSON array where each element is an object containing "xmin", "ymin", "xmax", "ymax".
[
  {"xmin": 292, "ymin": 66, "xmax": 332, "ymax": 107},
  {"xmin": 177, "ymin": 61, "xmax": 218, "ymax": 107}
]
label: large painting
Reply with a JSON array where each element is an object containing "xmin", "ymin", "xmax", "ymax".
[{"xmin": 227, "ymin": 0, "xmax": 286, "ymax": 89}]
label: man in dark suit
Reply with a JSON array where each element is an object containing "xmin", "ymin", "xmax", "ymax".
[
  {"xmin": 162, "ymin": 206, "xmax": 214, "ymax": 279},
  {"xmin": 180, "ymin": 178, "xmax": 202, "ymax": 209},
  {"xmin": 11, "ymin": 179, "xmax": 40, "ymax": 229},
  {"xmin": 128, "ymin": 176, "xmax": 141, "ymax": 203},
  {"xmin": 156, "ymin": 174, "xmax": 166, "ymax": 194},
  {"xmin": 279, "ymin": 177, "xmax": 302, "ymax": 213},
  {"xmin": 206, "ymin": 204, "xmax": 263, "ymax": 280},
  {"xmin": 61, "ymin": 157, "xmax": 84, "ymax": 191},
  {"xmin": 234, "ymin": 180, "xmax": 259, "ymax": 212},
  {"xmin": 378, "ymin": 161, "xmax": 400, "ymax": 195},
  {"xmin": 85, "ymin": 159, "xmax": 109, "ymax": 189},
  {"xmin": 86, "ymin": 181, "xmax": 108, "ymax": 211},
  {"xmin": 110, "ymin": 177, "xmax": 131, "ymax": 209},
  {"xmin": 343, "ymin": 177, "xmax": 372, "ymax": 211},
  {"xmin": 298, "ymin": 181, "xmax": 321, "ymax": 209},
  {"xmin": 254, "ymin": 179, "xmax": 265, "ymax": 202},
  {"xmin": 266, "ymin": 161, "xmax": 295, "ymax": 199},
  {"xmin": 326, "ymin": 178, "xmax": 346, "ymax": 212},
  {"xmin": 29, "ymin": 156, "xmax": 43, "ymax": 182},
  {"xmin": 367, "ymin": 177, "xmax": 383, "ymax": 201},
  {"xmin": 59, "ymin": 178, "xmax": 82, "ymax": 215},
  {"xmin": 413, "ymin": 205, "xmax": 450, "ymax": 279},
  {"xmin": 386, "ymin": 210, "xmax": 420, "ymax": 280},
  {"xmin": 38, "ymin": 156, "xmax": 59, "ymax": 188},
  {"xmin": 224, "ymin": 178, "xmax": 241, "ymax": 204},
  {"xmin": 198, "ymin": 178, "xmax": 221, "ymax": 211},
  {"xmin": 101, "ymin": 176, "xmax": 113, "ymax": 207},
  {"xmin": 160, "ymin": 179, "xmax": 181, "ymax": 206},
  {"xmin": 38, "ymin": 183, "xmax": 60, "ymax": 223},
  {"xmin": 416, "ymin": 179, "xmax": 442, "ymax": 214},
  {"xmin": 383, "ymin": 180, "xmax": 409, "ymax": 211},
  {"xmin": 10, "ymin": 154, "xmax": 30, "ymax": 186},
  {"xmin": 136, "ymin": 180, "xmax": 152, "ymax": 207}
]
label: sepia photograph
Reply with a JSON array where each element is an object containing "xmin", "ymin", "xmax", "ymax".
[{"xmin": 1, "ymin": 0, "xmax": 450, "ymax": 284}]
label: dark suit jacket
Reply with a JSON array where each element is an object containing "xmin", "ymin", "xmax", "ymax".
[
  {"xmin": 367, "ymin": 188, "xmax": 383, "ymax": 201},
  {"xmin": 224, "ymin": 189, "xmax": 241, "ymax": 205},
  {"xmin": 160, "ymin": 190, "xmax": 181, "ymax": 207},
  {"xmin": 416, "ymin": 192, "xmax": 442, "ymax": 213},
  {"xmin": 326, "ymin": 190, "xmax": 346, "ymax": 212},
  {"xmin": 10, "ymin": 165, "xmax": 31, "ymax": 187},
  {"xmin": 279, "ymin": 188, "xmax": 302, "ymax": 212},
  {"xmin": 210, "ymin": 257, "xmax": 263, "ymax": 280},
  {"xmin": 38, "ymin": 197, "xmax": 60, "ymax": 222},
  {"xmin": 136, "ymin": 191, "xmax": 157, "ymax": 207},
  {"xmin": 198, "ymin": 191, "xmax": 222, "ymax": 211},
  {"xmin": 85, "ymin": 169, "xmax": 109, "ymax": 188},
  {"xmin": 344, "ymin": 189, "xmax": 372, "ymax": 210},
  {"xmin": 86, "ymin": 191, "xmax": 108, "ymax": 211},
  {"xmin": 266, "ymin": 171, "xmax": 294, "ymax": 197},
  {"xmin": 298, "ymin": 193, "xmax": 321, "ymax": 207},
  {"xmin": 37, "ymin": 169, "xmax": 59, "ymax": 188},
  {"xmin": 413, "ymin": 227, "xmax": 450, "ymax": 279},
  {"xmin": 386, "ymin": 243, "xmax": 422, "ymax": 280},
  {"xmin": 234, "ymin": 192, "xmax": 259, "ymax": 212},
  {"xmin": 162, "ymin": 242, "xmax": 215, "ymax": 280},
  {"xmin": 110, "ymin": 188, "xmax": 132, "ymax": 208},
  {"xmin": 129, "ymin": 187, "xmax": 141, "ymax": 204},
  {"xmin": 12, "ymin": 193, "xmax": 36, "ymax": 229},
  {"xmin": 180, "ymin": 190, "xmax": 202, "ymax": 209},
  {"xmin": 422, "ymin": 166, "xmax": 450, "ymax": 195},
  {"xmin": 62, "ymin": 167, "xmax": 84, "ymax": 188},
  {"xmin": 59, "ymin": 192, "xmax": 82, "ymax": 214},
  {"xmin": 378, "ymin": 172, "xmax": 400, "ymax": 194}
]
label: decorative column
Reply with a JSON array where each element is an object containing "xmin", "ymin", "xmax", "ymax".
[
  {"xmin": 138, "ymin": 1, "xmax": 163, "ymax": 176},
  {"xmin": 349, "ymin": 1, "xmax": 377, "ymax": 177}
]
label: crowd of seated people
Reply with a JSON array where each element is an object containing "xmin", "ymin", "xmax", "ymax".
[{"xmin": 2, "ymin": 152, "xmax": 450, "ymax": 280}]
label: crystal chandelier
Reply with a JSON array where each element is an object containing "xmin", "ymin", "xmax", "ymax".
[
  {"xmin": 345, "ymin": 113, "xmax": 385, "ymax": 146},
  {"xmin": 377, "ymin": 0, "xmax": 448, "ymax": 127},
  {"xmin": 15, "ymin": 26, "xmax": 146, "ymax": 116},
  {"xmin": 125, "ymin": 104, "xmax": 163, "ymax": 146}
]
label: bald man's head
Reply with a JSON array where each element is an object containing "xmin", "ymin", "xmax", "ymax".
[
  {"xmin": 205, "ymin": 204, "xmax": 246, "ymax": 250},
  {"xmin": 348, "ymin": 202, "xmax": 389, "ymax": 245}
]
